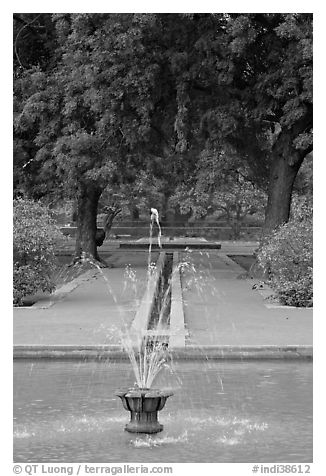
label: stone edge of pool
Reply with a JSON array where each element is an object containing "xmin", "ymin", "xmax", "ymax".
[{"xmin": 13, "ymin": 345, "xmax": 312, "ymax": 360}]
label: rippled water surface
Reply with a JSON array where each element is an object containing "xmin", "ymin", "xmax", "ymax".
[{"xmin": 13, "ymin": 360, "xmax": 312, "ymax": 462}]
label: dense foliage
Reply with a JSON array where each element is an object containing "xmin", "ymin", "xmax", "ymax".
[
  {"xmin": 13, "ymin": 199, "xmax": 62, "ymax": 306},
  {"xmin": 13, "ymin": 13, "xmax": 312, "ymax": 260},
  {"xmin": 257, "ymin": 198, "xmax": 312, "ymax": 307},
  {"xmin": 170, "ymin": 148, "xmax": 267, "ymax": 238}
]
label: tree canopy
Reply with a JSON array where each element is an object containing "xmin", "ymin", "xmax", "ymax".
[{"xmin": 13, "ymin": 13, "xmax": 312, "ymax": 259}]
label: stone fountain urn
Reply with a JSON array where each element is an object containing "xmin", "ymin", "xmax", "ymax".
[{"xmin": 116, "ymin": 387, "xmax": 174, "ymax": 434}]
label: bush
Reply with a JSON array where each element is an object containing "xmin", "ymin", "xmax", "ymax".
[
  {"xmin": 257, "ymin": 199, "xmax": 312, "ymax": 307},
  {"xmin": 13, "ymin": 198, "xmax": 62, "ymax": 306}
]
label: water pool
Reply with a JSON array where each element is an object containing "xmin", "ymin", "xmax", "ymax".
[{"xmin": 13, "ymin": 360, "xmax": 312, "ymax": 463}]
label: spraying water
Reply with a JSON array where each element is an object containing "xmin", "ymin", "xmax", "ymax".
[
  {"xmin": 79, "ymin": 207, "xmax": 171, "ymax": 390},
  {"xmin": 148, "ymin": 208, "xmax": 162, "ymax": 275},
  {"xmin": 150, "ymin": 208, "xmax": 161, "ymax": 246},
  {"xmin": 81, "ymin": 210, "xmax": 198, "ymax": 390}
]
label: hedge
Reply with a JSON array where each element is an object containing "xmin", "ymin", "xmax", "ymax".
[
  {"xmin": 257, "ymin": 198, "xmax": 312, "ymax": 307},
  {"xmin": 13, "ymin": 198, "xmax": 62, "ymax": 306}
]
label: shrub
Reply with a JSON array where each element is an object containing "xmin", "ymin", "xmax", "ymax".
[
  {"xmin": 13, "ymin": 198, "xmax": 62, "ymax": 306},
  {"xmin": 257, "ymin": 199, "xmax": 312, "ymax": 307}
]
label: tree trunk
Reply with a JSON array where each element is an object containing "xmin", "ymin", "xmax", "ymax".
[
  {"xmin": 95, "ymin": 205, "xmax": 122, "ymax": 247},
  {"xmin": 104, "ymin": 206, "xmax": 122, "ymax": 232},
  {"xmin": 131, "ymin": 205, "xmax": 139, "ymax": 220},
  {"xmin": 230, "ymin": 220, "xmax": 241, "ymax": 240},
  {"xmin": 249, "ymin": 130, "xmax": 310, "ymax": 279},
  {"xmin": 262, "ymin": 133, "xmax": 306, "ymax": 238},
  {"xmin": 74, "ymin": 183, "xmax": 102, "ymax": 262},
  {"xmin": 232, "ymin": 206, "xmax": 243, "ymax": 240}
]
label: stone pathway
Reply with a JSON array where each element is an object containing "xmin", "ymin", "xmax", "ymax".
[
  {"xmin": 180, "ymin": 251, "xmax": 312, "ymax": 347},
  {"xmin": 13, "ymin": 243, "xmax": 312, "ymax": 354}
]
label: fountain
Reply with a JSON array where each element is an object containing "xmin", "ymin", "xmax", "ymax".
[
  {"xmin": 116, "ymin": 387, "xmax": 173, "ymax": 434},
  {"xmin": 115, "ymin": 208, "xmax": 174, "ymax": 433},
  {"xmin": 83, "ymin": 209, "xmax": 208, "ymax": 433}
]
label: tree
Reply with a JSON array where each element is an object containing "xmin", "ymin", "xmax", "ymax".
[
  {"xmin": 14, "ymin": 14, "xmax": 166, "ymax": 263},
  {"xmin": 170, "ymin": 148, "xmax": 266, "ymax": 239},
  {"xmin": 14, "ymin": 13, "xmax": 312, "ymax": 254},
  {"xmin": 195, "ymin": 13, "xmax": 312, "ymax": 235},
  {"xmin": 151, "ymin": 14, "xmax": 312, "ymax": 236},
  {"xmin": 293, "ymin": 152, "xmax": 313, "ymax": 196},
  {"xmin": 89, "ymin": 204, "xmax": 121, "ymax": 249},
  {"xmin": 13, "ymin": 14, "xmax": 60, "ymax": 202},
  {"xmin": 13, "ymin": 13, "xmax": 57, "ymax": 71},
  {"xmin": 14, "ymin": 13, "xmax": 206, "ymax": 254}
]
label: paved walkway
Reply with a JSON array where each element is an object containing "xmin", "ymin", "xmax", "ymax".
[
  {"xmin": 14, "ymin": 253, "xmax": 151, "ymax": 346},
  {"xmin": 13, "ymin": 242, "xmax": 312, "ymax": 352},
  {"xmin": 181, "ymin": 251, "xmax": 312, "ymax": 347}
]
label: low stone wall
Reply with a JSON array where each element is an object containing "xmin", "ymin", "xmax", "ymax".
[
  {"xmin": 60, "ymin": 226, "xmax": 262, "ymax": 241},
  {"xmin": 13, "ymin": 345, "xmax": 313, "ymax": 360}
]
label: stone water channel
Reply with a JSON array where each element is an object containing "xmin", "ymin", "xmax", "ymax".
[{"xmin": 130, "ymin": 251, "xmax": 187, "ymax": 350}]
